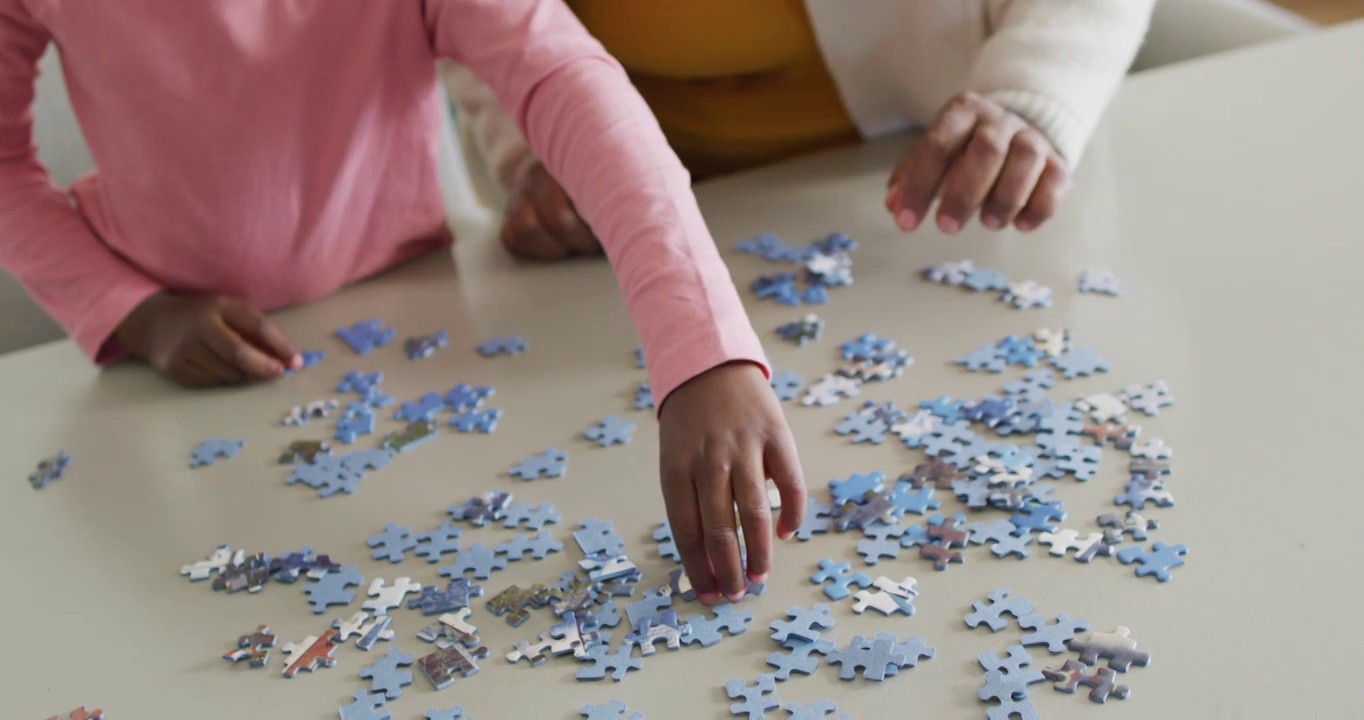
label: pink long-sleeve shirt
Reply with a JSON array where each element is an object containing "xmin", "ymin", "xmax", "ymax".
[{"xmin": 0, "ymin": 0, "xmax": 765, "ymax": 405}]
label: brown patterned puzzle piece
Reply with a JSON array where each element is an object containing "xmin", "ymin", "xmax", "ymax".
[
  {"xmin": 919, "ymin": 543, "xmax": 964, "ymax": 571},
  {"xmin": 213, "ymin": 552, "xmax": 271, "ymax": 593},
  {"xmin": 1081, "ymin": 422, "xmax": 1135, "ymax": 447},
  {"xmin": 902, "ymin": 458, "xmax": 961, "ymax": 490},
  {"xmin": 419, "ymin": 644, "xmax": 490, "ymax": 689},
  {"xmin": 223, "ymin": 624, "xmax": 277, "ymax": 667},
  {"xmin": 486, "ymin": 583, "xmax": 550, "ymax": 626},
  {"xmin": 1045, "ymin": 659, "xmax": 1131, "ymax": 703}
]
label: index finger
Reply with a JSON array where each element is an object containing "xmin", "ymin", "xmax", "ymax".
[
  {"xmin": 221, "ymin": 302, "xmax": 298, "ymax": 368},
  {"xmin": 205, "ymin": 317, "xmax": 286, "ymax": 380}
]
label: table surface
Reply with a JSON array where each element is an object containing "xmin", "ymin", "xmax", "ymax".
[{"xmin": 6, "ymin": 21, "xmax": 1364, "ymax": 720}]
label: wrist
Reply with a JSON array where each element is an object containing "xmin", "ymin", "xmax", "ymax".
[{"xmin": 114, "ymin": 291, "xmax": 170, "ymax": 359}]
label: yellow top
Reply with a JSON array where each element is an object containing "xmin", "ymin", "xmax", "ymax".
[{"xmin": 568, "ymin": 0, "xmax": 858, "ymax": 177}]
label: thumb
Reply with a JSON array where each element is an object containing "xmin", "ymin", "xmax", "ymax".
[{"xmin": 220, "ymin": 300, "xmax": 300, "ymax": 367}]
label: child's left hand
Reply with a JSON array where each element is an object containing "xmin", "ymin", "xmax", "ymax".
[
  {"xmin": 657, "ymin": 362, "xmax": 807, "ymax": 605},
  {"xmin": 885, "ymin": 92, "xmax": 1071, "ymax": 234}
]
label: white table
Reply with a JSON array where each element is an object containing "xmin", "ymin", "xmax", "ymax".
[{"xmin": 5, "ymin": 21, "xmax": 1363, "ymax": 720}]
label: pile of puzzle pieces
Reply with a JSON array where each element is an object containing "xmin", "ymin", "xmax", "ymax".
[{"xmin": 738, "ymin": 232, "xmax": 858, "ymax": 306}]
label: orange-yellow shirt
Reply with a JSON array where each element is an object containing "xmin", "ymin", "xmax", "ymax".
[{"xmin": 568, "ymin": 0, "xmax": 858, "ymax": 177}]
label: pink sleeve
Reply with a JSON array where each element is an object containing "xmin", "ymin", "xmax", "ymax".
[
  {"xmin": 423, "ymin": 0, "xmax": 768, "ymax": 407},
  {"xmin": 0, "ymin": 1, "xmax": 162, "ymax": 362}
]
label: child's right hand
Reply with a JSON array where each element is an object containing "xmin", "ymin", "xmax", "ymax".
[
  {"xmin": 114, "ymin": 292, "xmax": 300, "ymax": 386},
  {"xmin": 658, "ymin": 362, "xmax": 807, "ymax": 604},
  {"xmin": 500, "ymin": 161, "xmax": 602, "ymax": 261}
]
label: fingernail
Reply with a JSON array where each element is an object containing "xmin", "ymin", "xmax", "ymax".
[
  {"xmin": 939, "ymin": 216, "xmax": 961, "ymax": 234},
  {"xmin": 982, "ymin": 215, "xmax": 1002, "ymax": 229},
  {"xmin": 749, "ymin": 572, "xmax": 770, "ymax": 585},
  {"xmin": 725, "ymin": 591, "xmax": 747, "ymax": 603},
  {"xmin": 895, "ymin": 209, "xmax": 918, "ymax": 231},
  {"xmin": 777, "ymin": 529, "xmax": 795, "ymax": 541},
  {"xmin": 1015, "ymin": 219, "xmax": 1034, "ymax": 232},
  {"xmin": 884, "ymin": 187, "xmax": 898, "ymax": 209},
  {"xmin": 698, "ymin": 592, "xmax": 722, "ymax": 606}
]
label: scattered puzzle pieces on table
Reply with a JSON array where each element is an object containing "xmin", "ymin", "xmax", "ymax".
[
  {"xmin": 1116, "ymin": 541, "xmax": 1188, "ymax": 582},
  {"xmin": 801, "ymin": 374, "xmax": 861, "ymax": 407},
  {"xmin": 29, "ymin": 450, "xmax": 71, "ymax": 489},
  {"xmin": 776, "ymin": 314, "xmax": 825, "ymax": 346},
  {"xmin": 336, "ymin": 320, "xmax": 396, "ymax": 355},
  {"xmin": 359, "ymin": 648, "xmax": 415, "ymax": 699},
  {"xmin": 585, "ymin": 416, "xmax": 637, "ymax": 447},
  {"xmin": 769, "ymin": 605, "xmax": 836, "ymax": 647},
  {"xmin": 634, "ymin": 382, "xmax": 655, "ymax": 410},
  {"xmin": 725, "ymin": 675, "xmax": 781, "ymax": 718},
  {"xmin": 190, "ymin": 438, "xmax": 244, "ymax": 468},
  {"xmin": 368, "ymin": 524, "xmax": 418, "ymax": 564},
  {"xmin": 450, "ymin": 408, "xmax": 503, "ymax": 434},
  {"xmin": 509, "ymin": 448, "xmax": 568, "ymax": 480},
  {"xmin": 476, "ymin": 335, "xmax": 528, "ymax": 357},
  {"xmin": 828, "ymin": 632, "xmax": 934, "ymax": 681}
]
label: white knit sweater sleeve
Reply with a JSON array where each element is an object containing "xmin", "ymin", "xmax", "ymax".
[
  {"xmin": 438, "ymin": 59, "xmax": 535, "ymax": 202},
  {"xmin": 972, "ymin": 0, "xmax": 1157, "ymax": 162}
]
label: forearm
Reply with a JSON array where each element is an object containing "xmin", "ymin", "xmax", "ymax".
[{"xmin": 973, "ymin": 0, "xmax": 1157, "ymax": 162}]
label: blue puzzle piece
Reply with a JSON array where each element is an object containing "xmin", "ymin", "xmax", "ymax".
[
  {"xmin": 979, "ymin": 645, "xmax": 1046, "ymax": 702},
  {"xmin": 828, "ymin": 632, "xmax": 934, "ymax": 681},
  {"xmin": 1054, "ymin": 442, "xmax": 1102, "ymax": 480},
  {"xmin": 634, "ymin": 383, "xmax": 655, "ymax": 411},
  {"xmin": 920, "ymin": 396, "xmax": 968, "ymax": 424},
  {"xmin": 501, "ymin": 503, "xmax": 562, "ymax": 530},
  {"xmin": 888, "ymin": 484, "xmax": 940, "ymax": 517},
  {"xmin": 585, "ymin": 416, "xmax": 637, "ymax": 447},
  {"xmin": 1113, "ymin": 479, "xmax": 1175, "ymax": 510},
  {"xmin": 413, "ymin": 522, "xmax": 462, "ymax": 563},
  {"xmin": 281, "ymin": 349, "xmax": 326, "ymax": 376},
  {"xmin": 359, "ymin": 648, "xmax": 414, "ymax": 700},
  {"xmin": 1018, "ymin": 613, "xmax": 1090, "ymax": 653},
  {"xmin": 304, "ymin": 565, "xmax": 363, "ymax": 614},
  {"xmin": 190, "ymin": 439, "xmax": 244, "ymax": 468},
  {"xmin": 997, "ymin": 335, "xmax": 1046, "ymax": 367},
  {"xmin": 438, "ymin": 542, "xmax": 507, "ymax": 580},
  {"xmin": 442, "ymin": 383, "xmax": 494, "ymax": 413},
  {"xmin": 791, "ymin": 498, "xmax": 833, "ymax": 541},
  {"xmin": 769, "ymin": 604, "xmax": 836, "ymax": 646},
  {"xmin": 337, "ymin": 370, "xmax": 383, "ymax": 395},
  {"xmin": 509, "ymin": 448, "xmax": 568, "ymax": 480},
  {"xmin": 725, "ymin": 675, "xmax": 781, "ymax": 718},
  {"xmin": 574, "ymin": 518, "xmax": 626, "ymax": 557},
  {"xmin": 1051, "ymin": 346, "xmax": 1112, "ymax": 379},
  {"xmin": 962, "ymin": 268, "xmax": 1010, "ymax": 292},
  {"xmin": 829, "ymin": 471, "xmax": 885, "ymax": 505},
  {"xmin": 840, "ymin": 333, "xmax": 895, "ymax": 361},
  {"xmin": 681, "ymin": 604, "xmax": 753, "ymax": 647},
  {"xmin": 339, "ymin": 690, "xmax": 390, "ymax": 720},
  {"xmin": 407, "ymin": 579, "xmax": 484, "ymax": 616},
  {"xmin": 335, "ymin": 321, "xmax": 395, "ymax": 356},
  {"xmin": 1010, "ymin": 502, "xmax": 1067, "ymax": 534},
  {"xmin": 766, "ymin": 639, "xmax": 836, "ymax": 680},
  {"xmin": 967, "ymin": 396, "xmax": 1017, "ymax": 427},
  {"xmin": 634, "ymin": 345, "xmax": 646, "ymax": 369},
  {"xmin": 625, "ymin": 589, "xmax": 674, "ymax": 631},
  {"xmin": 956, "ymin": 343, "xmax": 1007, "ymax": 373},
  {"xmin": 580, "ymin": 700, "xmax": 642, "ymax": 720},
  {"xmin": 404, "ymin": 331, "xmax": 449, "ymax": 360},
  {"xmin": 856, "ymin": 524, "xmax": 903, "ymax": 565},
  {"xmin": 334, "ymin": 403, "xmax": 376, "ymax": 444},
  {"xmin": 966, "ymin": 587, "xmax": 1038, "ymax": 632},
  {"xmin": 449, "ymin": 408, "xmax": 502, "ymax": 434},
  {"xmin": 810, "ymin": 560, "xmax": 873, "ymax": 601},
  {"xmin": 784, "ymin": 700, "xmax": 849, "ymax": 720},
  {"xmin": 653, "ymin": 521, "xmax": 680, "ymax": 563},
  {"xmin": 922, "ymin": 420, "xmax": 977, "ymax": 457},
  {"xmin": 476, "ymin": 335, "xmax": 529, "ymax": 357},
  {"xmin": 395, "ymin": 393, "xmax": 445, "ymax": 424},
  {"xmin": 770, "ymin": 371, "xmax": 805, "ymax": 402},
  {"xmin": 425, "ymin": 708, "xmax": 466, "ymax": 720},
  {"xmin": 1115, "ymin": 541, "xmax": 1188, "ymax": 582},
  {"xmin": 367, "ymin": 523, "xmax": 417, "ymax": 563},
  {"xmin": 752, "ymin": 272, "xmax": 802, "ymax": 306},
  {"xmin": 496, "ymin": 531, "xmax": 563, "ymax": 561},
  {"xmin": 576, "ymin": 643, "xmax": 642, "ymax": 682}
]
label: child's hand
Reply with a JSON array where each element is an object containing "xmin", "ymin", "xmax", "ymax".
[
  {"xmin": 114, "ymin": 292, "xmax": 300, "ymax": 386},
  {"xmin": 500, "ymin": 161, "xmax": 602, "ymax": 261},
  {"xmin": 885, "ymin": 92, "xmax": 1071, "ymax": 234},
  {"xmin": 658, "ymin": 362, "xmax": 807, "ymax": 604}
]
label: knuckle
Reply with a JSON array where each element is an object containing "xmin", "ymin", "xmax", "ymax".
[
  {"xmin": 702, "ymin": 524, "xmax": 737, "ymax": 547},
  {"xmin": 1009, "ymin": 135, "xmax": 1044, "ymax": 164},
  {"xmin": 972, "ymin": 128, "xmax": 1010, "ymax": 160}
]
